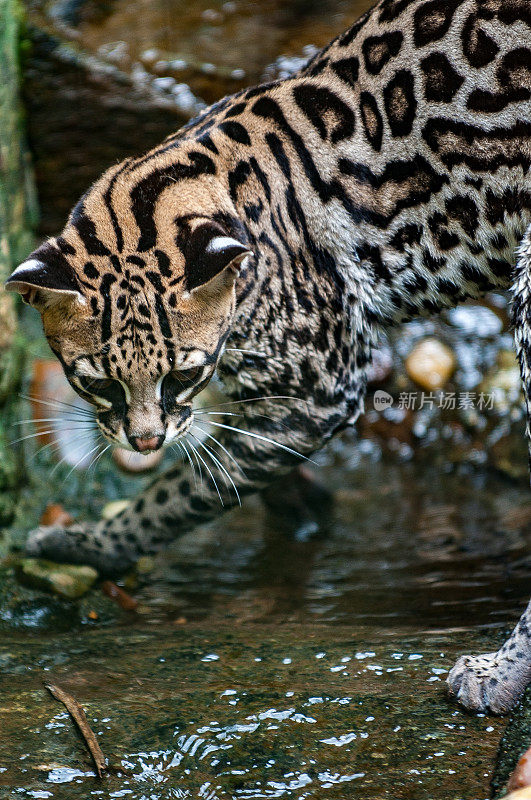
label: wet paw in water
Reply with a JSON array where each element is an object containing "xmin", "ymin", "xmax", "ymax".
[
  {"xmin": 26, "ymin": 524, "xmax": 92, "ymax": 563},
  {"xmin": 447, "ymin": 652, "xmax": 530, "ymax": 715},
  {"xmin": 26, "ymin": 523, "xmax": 135, "ymax": 576}
]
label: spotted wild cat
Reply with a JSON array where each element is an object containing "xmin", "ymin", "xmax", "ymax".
[{"xmin": 5, "ymin": 0, "xmax": 531, "ymax": 714}]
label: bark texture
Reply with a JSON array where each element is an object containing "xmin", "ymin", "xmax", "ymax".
[{"xmin": 0, "ymin": 0, "xmax": 37, "ymax": 524}]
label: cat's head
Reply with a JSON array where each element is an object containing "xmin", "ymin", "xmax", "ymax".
[{"xmin": 5, "ymin": 153, "xmax": 253, "ymax": 452}]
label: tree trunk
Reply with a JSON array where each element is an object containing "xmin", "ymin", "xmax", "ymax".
[{"xmin": 0, "ymin": 0, "xmax": 37, "ymax": 526}]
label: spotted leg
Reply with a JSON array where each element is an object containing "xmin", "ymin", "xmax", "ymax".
[
  {"xmin": 447, "ymin": 601, "xmax": 531, "ymax": 714},
  {"xmin": 448, "ymin": 228, "xmax": 531, "ymax": 714},
  {"xmin": 25, "ymin": 395, "xmax": 347, "ymax": 574}
]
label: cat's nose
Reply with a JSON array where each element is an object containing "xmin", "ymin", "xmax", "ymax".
[{"xmin": 131, "ymin": 434, "xmax": 165, "ymax": 452}]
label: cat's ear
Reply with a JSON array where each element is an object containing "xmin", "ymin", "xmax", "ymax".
[
  {"xmin": 4, "ymin": 244, "xmax": 83, "ymax": 308},
  {"xmin": 184, "ymin": 223, "xmax": 253, "ymax": 294}
]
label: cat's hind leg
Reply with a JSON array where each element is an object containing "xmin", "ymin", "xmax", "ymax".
[
  {"xmin": 447, "ymin": 601, "xmax": 531, "ymax": 713},
  {"xmin": 448, "ymin": 226, "xmax": 531, "ymax": 714}
]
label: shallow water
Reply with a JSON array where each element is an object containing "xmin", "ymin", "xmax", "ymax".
[{"xmin": 1, "ymin": 420, "xmax": 530, "ymax": 798}]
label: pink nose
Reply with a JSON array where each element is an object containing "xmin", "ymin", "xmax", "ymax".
[{"xmin": 132, "ymin": 434, "xmax": 164, "ymax": 452}]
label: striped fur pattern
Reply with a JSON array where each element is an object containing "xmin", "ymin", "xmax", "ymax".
[{"xmin": 6, "ymin": 0, "xmax": 531, "ymax": 713}]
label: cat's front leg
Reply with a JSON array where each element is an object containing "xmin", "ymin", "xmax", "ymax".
[
  {"xmin": 25, "ymin": 460, "xmax": 205, "ymax": 575},
  {"xmin": 26, "ymin": 396, "xmax": 343, "ymax": 574},
  {"xmin": 447, "ymin": 600, "xmax": 531, "ymax": 714},
  {"xmin": 25, "ymin": 521, "xmax": 131, "ymax": 575}
]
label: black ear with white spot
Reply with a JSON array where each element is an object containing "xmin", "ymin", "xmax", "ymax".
[
  {"xmin": 184, "ymin": 222, "xmax": 253, "ymax": 293},
  {"xmin": 4, "ymin": 243, "xmax": 82, "ymax": 307}
]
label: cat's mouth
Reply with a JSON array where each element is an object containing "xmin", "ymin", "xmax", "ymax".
[{"xmin": 96, "ymin": 405, "xmax": 194, "ymax": 453}]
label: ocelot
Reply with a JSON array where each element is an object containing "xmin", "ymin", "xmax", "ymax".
[{"xmin": 6, "ymin": 0, "xmax": 531, "ymax": 714}]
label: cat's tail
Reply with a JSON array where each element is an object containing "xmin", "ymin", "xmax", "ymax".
[{"xmin": 512, "ymin": 223, "xmax": 531, "ymax": 484}]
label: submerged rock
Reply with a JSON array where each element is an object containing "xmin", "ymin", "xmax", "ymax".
[
  {"xmin": 479, "ymin": 350, "xmax": 523, "ymax": 413},
  {"xmin": 16, "ymin": 559, "xmax": 98, "ymax": 599},
  {"xmin": 405, "ymin": 338, "xmax": 456, "ymax": 391}
]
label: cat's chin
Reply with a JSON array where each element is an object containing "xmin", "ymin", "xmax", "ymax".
[{"xmin": 113, "ymin": 447, "xmax": 164, "ymax": 474}]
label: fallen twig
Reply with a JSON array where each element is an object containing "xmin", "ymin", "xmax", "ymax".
[
  {"xmin": 101, "ymin": 580, "xmax": 138, "ymax": 611},
  {"xmin": 45, "ymin": 682, "xmax": 107, "ymax": 778}
]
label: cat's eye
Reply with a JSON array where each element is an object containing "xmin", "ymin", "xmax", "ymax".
[
  {"xmin": 172, "ymin": 366, "xmax": 202, "ymax": 388},
  {"xmin": 161, "ymin": 366, "xmax": 204, "ymax": 411},
  {"xmin": 84, "ymin": 378, "xmax": 113, "ymax": 393},
  {"xmin": 75, "ymin": 375, "xmax": 124, "ymax": 407}
]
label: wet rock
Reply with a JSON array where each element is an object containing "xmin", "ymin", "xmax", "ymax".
[
  {"xmin": 23, "ymin": 0, "xmax": 373, "ymax": 234},
  {"xmin": 16, "ymin": 559, "xmax": 98, "ymax": 599},
  {"xmin": 447, "ymin": 305, "xmax": 504, "ymax": 338},
  {"xmin": 479, "ymin": 350, "xmax": 523, "ymax": 413},
  {"xmin": 505, "ymin": 790, "xmax": 531, "ymax": 799},
  {"xmin": 405, "ymin": 338, "xmax": 456, "ymax": 391},
  {"xmin": 489, "ymin": 432, "xmax": 529, "ymax": 482},
  {"xmin": 366, "ymin": 345, "xmax": 393, "ymax": 386},
  {"xmin": 0, "ymin": 623, "xmax": 511, "ymax": 799},
  {"xmin": 101, "ymin": 499, "xmax": 130, "ymax": 520}
]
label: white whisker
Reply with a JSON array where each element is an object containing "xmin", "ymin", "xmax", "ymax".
[
  {"xmin": 197, "ymin": 395, "xmax": 307, "ymax": 412},
  {"xmin": 204, "ymin": 420, "xmax": 314, "ymax": 463},
  {"xmin": 195, "ymin": 409, "xmax": 294, "ymax": 435},
  {"xmin": 63, "ymin": 440, "xmax": 105, "ymax": 482},
  {"xmin": 191, "ymin": 422, "xmax": 246, "ymax": 478},
  {"xmin": 190, "ymin": 432, "xmax": 241, "ymax": 506},
  {"xmin": 185, "ymin": 437, "xmax": 204, "ymax": 489},
  {"xmin": 14, "ymin": 417, "xmax": 96, "ymax": 426},
  {"xmin": 177, "ymin": 438, "xmax": 198, "ymax": 489},
  {"xmin": 86, "ymin": 443, "xmax": 111, "ymax": 476},
  {"xmin": 224, "ymin": 348, "xmax": 266, "ymax": 358},
  {"xmin": 10, "ymin": 426, "xmax": 95, "ymax": 446},
  {"xmin": 186, "ymin": 439, "xmax": 224, "ymax": 507},
  {"xmin": 20, "ymin": 394, "xmax": 94, "ymax": 416},
  {"xmin": 195, "ymin": 411, "xmax": 243, "ymax": 417}
]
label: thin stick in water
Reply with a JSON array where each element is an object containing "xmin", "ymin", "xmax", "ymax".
[{"xmin": 44, "ymin": 682, "xmax": 107, "ymax": 778}]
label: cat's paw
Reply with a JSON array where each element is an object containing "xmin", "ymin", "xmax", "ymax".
[
  {"xmin": 447, "ymin": 652, "xmax": 529, "ymax": 715},
  {"xmin": 26, "ymin": 523, "xmax": 135, "ymax": 576},
  {"xmin": 26, "ymin": 523, "xmax": 96, "ymax": 564}
]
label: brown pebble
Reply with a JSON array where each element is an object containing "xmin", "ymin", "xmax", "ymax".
[
  {"xmin": 40, "ymin": 504, "xmax": 75, "ymax": 527},
  {"xmin": 405, "ymin": 338, "xmax": 455, "ymax": 391},
  {"xmin": 174, "ymin": 616, "xmax": 187, "ymax": 625},
  {"xmin": 101, "ymin": 580, "xmax": 138, "ymax": 611}
]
